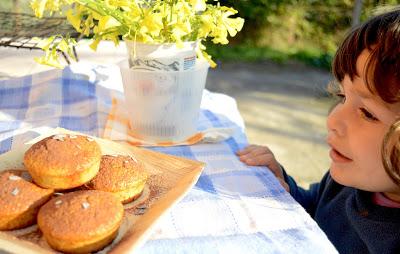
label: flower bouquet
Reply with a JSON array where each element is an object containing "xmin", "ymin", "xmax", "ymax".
[{"xmin": 31, "ymin": 0, "xmax": 245, "ymax": 68}]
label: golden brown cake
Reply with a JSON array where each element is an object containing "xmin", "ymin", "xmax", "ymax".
[
  {"xmin": 24, "ymin": 134, "xmax": 102, "ymax": 189},
  {"xmin": 0, "ymin": 171, "xmax": 53, "ymax": 230},
  {"xmin": 1, "ymin": 169, "xmax": 32, "ymax": 182},
  {"xmin": 86, "ymin": 155, "xmax": 148, "ymax": 203},
  {"xmin": 37, "ymin": 190, "xmax": 124, "ymax": 253}
]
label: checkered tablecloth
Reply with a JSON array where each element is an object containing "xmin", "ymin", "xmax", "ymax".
[{"xmin": 0, "ymin": 62, "xmax": 337, "ymax": 253}]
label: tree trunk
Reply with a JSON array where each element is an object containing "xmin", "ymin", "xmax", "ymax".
[{"xmin": 352, "ymin": 0, "xmax": 364, "ymax": 28}]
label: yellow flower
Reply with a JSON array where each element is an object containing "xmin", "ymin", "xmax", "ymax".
[
  {"xmin": 31, "ymin": 0, "xmax": 68, "ymax": 18},
  {"xmin": 66, "ymin": 9, "xmax": 82, "ymax": 32},
  {"xmin": 198, "ymin": 14, "xmax": 214, "ymax": 38},
  {"xmin": 89, "ymin": 38, "xmax": 101, "ymax": 50},
  {"xmin": 34, "ymin": 47, "xmax": 63, "ymax": 68},
  {"xmin": 178, "ymin": 1, "xmax": 193, "ymax": 17},
  {"xmin": 198, "ymin": 43, "xmax": 216, "ymax": 68},
  {"xmin": 35, "ymin": 36, "xmax": 54, "ymax": 51},
  {"xmin": 31, "ymin": 0, "xmax": 48, "ymax": 18},
  {"xmin": 94, "ymin": 14, "xmax": 120, "ymax": 33},
  {"xmin": 189, "ymin": 0, "xmax": 206, "ymax": 11},
  {"xmin": 140, "ymin": 10, "xmax": 163, "ymax": 37},
  {"xmin": 82, "ymin": 15, "xmax": 94, "ymax": 36},
  {"xmin": 219, "ymin": 7, "xmax": 244, "ymax": 37},
  {"xmin": 125, "ymin": 1, "xmax": 143, "ymax": 19},
  {"xmin": 212, "ymin": 26, "xmax": 229, "ymax": 44},
  {"xmin": 170, "ymin": 21, "xmax": 192, "ymax": 46}
]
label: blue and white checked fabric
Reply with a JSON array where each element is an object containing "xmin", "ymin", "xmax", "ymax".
[{"xmin": 0, "ymin": 62, "xmax": 337, "ymax": 253}]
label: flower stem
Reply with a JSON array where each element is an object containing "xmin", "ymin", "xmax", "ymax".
[{"xmin": 77, "ymin": 0, "xmax": 129, "ymax": 34}]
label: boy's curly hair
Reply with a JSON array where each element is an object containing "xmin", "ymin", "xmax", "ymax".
[
  {"xmin": 332, "ymin": 8, "xmax": 400, "ymax": 185},
  {"xmin": 383, "ymin": 120, "xmax": 400, "ymax": 185}
]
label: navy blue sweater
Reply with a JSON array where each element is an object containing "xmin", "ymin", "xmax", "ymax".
[{"xmin": 283, "ymin": 171, "xmax": 400, "ymax": 254}]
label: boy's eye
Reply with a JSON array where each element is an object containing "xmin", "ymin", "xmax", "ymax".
[
  {"xmin": 359, "ymin": 108, "xmax": 379, "ymax": 121},
  {"xmin": 335, "ymin": 93, "xmax": 346, "ymax": 103}
]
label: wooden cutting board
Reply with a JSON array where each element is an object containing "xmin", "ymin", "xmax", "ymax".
[{"xmin": 0, "ymin": 128, "xmax": 205, "ymax": 253}]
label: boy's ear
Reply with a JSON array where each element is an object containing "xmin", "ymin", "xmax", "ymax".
[{"xmin": 382, "ymin": 119, "xmax": 400, "ymax": 186}]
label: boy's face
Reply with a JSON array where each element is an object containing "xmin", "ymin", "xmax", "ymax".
[{"xmin": 327, "ymin": 49, "xmax": 400, "ymax": 200}]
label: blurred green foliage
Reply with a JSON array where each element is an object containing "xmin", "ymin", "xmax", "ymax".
[
  {"xmin": 210, "ymin": 0, "xmax": 400, "ymax": 70},
  {"xmin": 206, "ymin": 44, "xmax": 334, "ymax": 69}
]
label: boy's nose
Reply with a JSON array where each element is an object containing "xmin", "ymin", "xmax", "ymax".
[{"xmin": 326, "ymin": 105, "xmax": 346, "ymax": 138}]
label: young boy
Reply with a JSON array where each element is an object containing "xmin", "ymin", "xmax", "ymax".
[{"xmin": 237, "ymin": 9, "xmax": 400, "ymax": 254}]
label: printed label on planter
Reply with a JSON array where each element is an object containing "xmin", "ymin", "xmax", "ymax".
[{"xmin": 126, "ymin": 41, "xmax": 197, "ymax": 71}]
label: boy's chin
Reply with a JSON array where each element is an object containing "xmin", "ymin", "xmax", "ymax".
[
  {"xmin": 329, "ymin": 167, "xmax": 351, "ymax": 187},
  {"xmin": 329, "ymin": 167, "xmax": 373, "ymax": 191}
]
